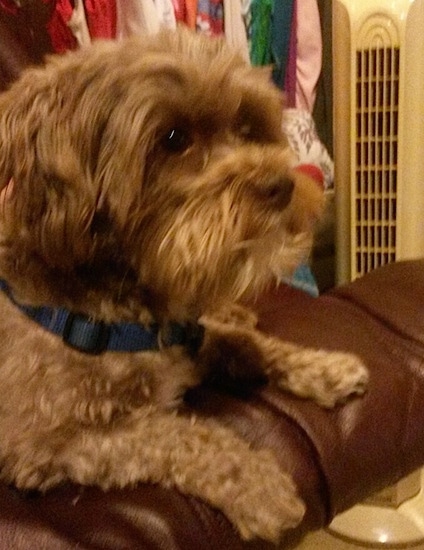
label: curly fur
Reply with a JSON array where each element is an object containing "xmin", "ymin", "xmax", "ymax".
[{"xmin": 0, "ymin": 29, "xmax": 368, "ymax": 543}]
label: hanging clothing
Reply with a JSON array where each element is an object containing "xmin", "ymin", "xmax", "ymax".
[
  {"xmin": 185, "ymin": 0, "xmax": 198, "ymax": 29},
  {"xmin": 296, "ymin": 0, "xmax": 322, "ymax": 112},
  {"xmin": 282, "ymin": 108, "xmax": 334, "ymax": 189},
  {"xmin": 271, "ymin": 0, "xmax": 294, "ymax": 88},
  {"xmin": 197, "ymin": 0, "xmax": 224, "ymax": 36},
  {"xmin": 172, "ymin": 0, "xmax": 187, "ymax": 23},
  {"xmin": 45, "ymin": 0, "xmax": 78, "ymax": 53},
  {"xmin": 84, "ymin": 0, "xmax": 117, "ymax": 39},
  {"xmin": 115, "ymin": 0, "xmax": 160, "ymax": 37},
  {"xmin": 223, "ymin": 0, "xmax": 250, "ymax": 62},
  {"xmin": 115, "ymin": 0, "xmax": 176, "ymax": 38},
  {"xmin": 68, "ymin": 0, "xmax": 91, "ymax": 48},
  {"xmin": 156, "ymin": 0, "xmax": 177, "ymax": 29},
  {"xmin": 313, "ymin": 0, "xmax": 333, "ymax": 155},
  {"xmin": 249, "ymin": 0, "xmax": 273, "ymax": 66},
  {"xmin": 282, "ymin": 0, "xmax": 297, "ymax": 107}
]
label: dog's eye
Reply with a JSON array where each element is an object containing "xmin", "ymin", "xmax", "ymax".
[
  {"xmin": 236, "ymin": 121, "xmax": 259, "ymax": 143},
  {"xmin": 239, "ymin": 123, "xmax": 253, "ymax": 139},
  {"xmin": 161, "ymin": 128, "xmax": 192, "ymax": 153}
]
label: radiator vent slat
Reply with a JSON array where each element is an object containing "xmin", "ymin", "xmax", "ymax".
[{"xmin": 354, "ymin": 46, "xmax": 400, "ymax": 278}]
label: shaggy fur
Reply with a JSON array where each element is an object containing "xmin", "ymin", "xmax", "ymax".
[{"xmin": 0, "ymin": 29, "xmax": 368, "ymax": 543}]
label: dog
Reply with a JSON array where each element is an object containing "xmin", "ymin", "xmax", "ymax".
[{"xmin": 0, "ymin": 29, "xmax": 368, "ymax": 543}]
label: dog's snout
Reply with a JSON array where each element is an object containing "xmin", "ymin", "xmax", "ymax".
[{"xmin": 254, "ymin": 177, "xmax": 294, "ymax": 209}]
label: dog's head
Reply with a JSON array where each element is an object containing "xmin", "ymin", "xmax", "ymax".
[{"xmin": 0, "ymin": 29, "xmax": 323, "ymax": 321}]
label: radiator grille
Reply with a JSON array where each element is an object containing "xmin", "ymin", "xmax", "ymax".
[{"xmin": 354, "ymin": 46, "xmax": 400, "ymax": 277}]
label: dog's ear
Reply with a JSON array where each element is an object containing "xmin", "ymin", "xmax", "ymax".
[
  {"xmin": 0, "ymin": 39, "xmax": 167, "ymax": 275},
  {"xmin": 0, "ymin": 61, "xmax": 74, "ymax": 185},
  {"xmin": 0, "ymin": 60, "xmax": 111, "ymax": 269}
]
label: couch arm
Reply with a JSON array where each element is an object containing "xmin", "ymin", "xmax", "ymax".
[
  {"xmin": 254, "ymin": 259, "xmax": 424, "ymax": 542},
  {"xmin": 0, "ymin": 259, "xmax": 423, "ymax": 549}
]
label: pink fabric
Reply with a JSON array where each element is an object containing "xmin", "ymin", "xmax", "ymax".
[
  {"xmin": 295, "ymin": 0, "xmax": 322, "ymax": 112},
  {"xmin": 115, "ymin": 0, "xmax": 159, "ymax": 37}
]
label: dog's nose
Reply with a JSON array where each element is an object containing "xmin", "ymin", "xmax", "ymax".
[{"xmin": 254, "ymin": 177, "xmax": 294, "ymax": 209}]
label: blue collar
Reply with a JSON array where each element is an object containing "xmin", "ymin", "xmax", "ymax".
[{"xmin": 0, "ymin": 279, "xmax": 204, "ymax": 355}]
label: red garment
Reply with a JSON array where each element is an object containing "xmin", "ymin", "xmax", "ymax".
[
  {"xmin": 185, "ymin": 0, "xmax": 197, "ymax": 29},
  {"xmin": 172, "ymin": 0, "xmax": 186, "ymax": 23},
  {"xmin": 84, "ymin": 0, "xmax": 117, "ymax": 39},
  {"xmin": 43, "ymin": 0, "xmax": 77, "ymax": 53}
]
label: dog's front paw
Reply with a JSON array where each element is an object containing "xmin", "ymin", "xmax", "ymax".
[
  {"xmin": 277, "ymin": 349, "xmax": 369, "ymax": 408},
  {"xmin": 222, "ymin": 449, "xmax": 305, "ymax": 542}
]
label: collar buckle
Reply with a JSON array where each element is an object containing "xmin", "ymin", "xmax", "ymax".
[{"xmin": 63, "ymin": 313, "xmax": 110, "ymax": 355}]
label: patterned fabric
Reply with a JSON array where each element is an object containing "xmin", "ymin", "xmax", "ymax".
[
  {"xmin": 196, "ymin": 0, "xmax": 224, "ymax": 35},
  {"xmin": 282, "ymin": 107, "xmax": 334, "ymax": 296},
  {"xmin": 282, "ymin": 108, "xmax": 334, "ymax": 189}
]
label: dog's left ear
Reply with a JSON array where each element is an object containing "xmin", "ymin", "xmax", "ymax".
[{"xmin": 0, "ymin": 62, "xmax": 109, "ymax": 270}]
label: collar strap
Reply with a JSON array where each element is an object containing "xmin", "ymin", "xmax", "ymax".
[{"xmin": 0, "ymin": 280, "xmax": 204, "ymax": 356}]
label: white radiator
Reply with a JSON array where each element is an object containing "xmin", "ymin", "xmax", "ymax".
[{"xmin": 333, "ymin": 0, "xmax": 424, "ymax": 283}]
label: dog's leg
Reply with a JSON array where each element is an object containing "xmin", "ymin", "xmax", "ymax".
[
  {"xmin": 201, "ymin": 320, "xmax": 369, "ymax": 409},
  {"xmin": 261, "ymin": 337, "xmax": 369, "ymax": 408},
  {"xmin": 202, "ymin": 303, "xmax": 259, "ymax": 329},
  {"xmin": 46, "ymin": 412, "xmax": 304, "ymax": 543}
]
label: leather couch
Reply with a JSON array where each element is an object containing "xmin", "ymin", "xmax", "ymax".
[
  {"xmin": 0, "ymin": 259, "xmax": 423, "ymax": 549},
  {"xmin": 2, "ymin": 14, "xmax": 424, "ymax": 549}
]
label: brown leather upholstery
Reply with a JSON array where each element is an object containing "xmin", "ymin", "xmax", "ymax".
[{"xmin": 0, "ymin": 259, "xmax": 423, "ymax": 549}]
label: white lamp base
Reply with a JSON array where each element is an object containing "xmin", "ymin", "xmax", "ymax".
[{"xmin": 328, "ymin": 472, "xmax": 424, "ymax": 546}]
